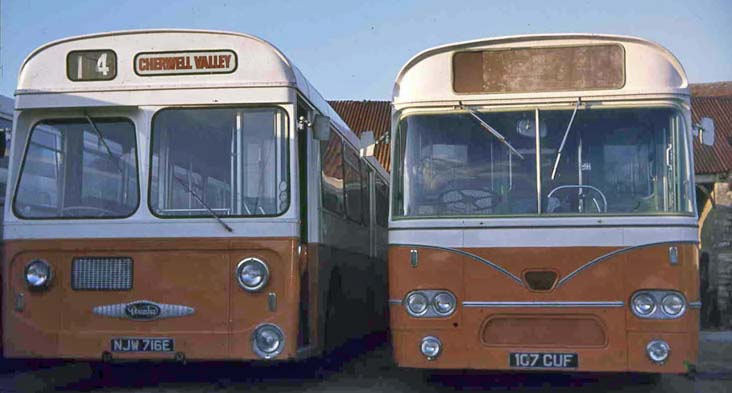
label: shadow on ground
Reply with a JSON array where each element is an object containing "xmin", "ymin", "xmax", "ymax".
[{"xmin": 2, "ymin": 333, "xmax": 729, "ymax": 393}]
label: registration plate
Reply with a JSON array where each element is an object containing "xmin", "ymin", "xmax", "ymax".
[
  {"xmin": 509, "ymin": 352, "xmax": 578, "ymax": 369},
  {"xmin": 111, "ymin": 338, "xmax": 174, "ymax": 353}
]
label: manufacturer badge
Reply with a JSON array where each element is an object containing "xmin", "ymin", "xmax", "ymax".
[
  {"xmin": 125, "ymin": 301, "xmax": 162, "ymax": 321},
  {"xmin": 93, "ymin": 300, "xmax": 194, "ymax": 321}
]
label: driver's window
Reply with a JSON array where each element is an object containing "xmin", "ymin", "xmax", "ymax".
[{"xmin": 540, "ymin": 108, "xmax": 687, "ymax": 214}]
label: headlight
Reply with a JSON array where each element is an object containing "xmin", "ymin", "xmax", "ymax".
[
  {"xmin": 646, "ymin": 340, "xmax": 670, "ymax": 364},
  {"xmin": 236, "ymin": 258, "xmax": 269, "ymax": 292},
  {"xmin": 406, "ymin": 292, "xmax": 429, "ymax": 316},
  {"xmin": 632, "ymin": 293, "xmax": 656, "ymax": 316},
  {"xmin": 420, "ymin": 336, "xmax": 442, "ymax": 360},
  {"xmin": 25, "ymin": 260, "xmax": 52, "ymax": 288},
  {"xmin": 251, "ymin": 324, "xmax": 284, "ymax": 359},
  {"xmin": 432, "ymin": 292, "xmax": 456, "ymax": 316},
  {"xmin": 661, "ymin": 293, "xmax": 686, "ymax": 316}
]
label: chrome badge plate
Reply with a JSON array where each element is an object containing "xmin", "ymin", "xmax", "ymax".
[{"xmin": 93, "ymin": 300, "xmax": 194, "ymax": 321}]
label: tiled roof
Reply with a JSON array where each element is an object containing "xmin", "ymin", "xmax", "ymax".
[
  {"xmin": 690, "ymin": 82, "xmax": 732, "ymax": 98},
  {"xmin": 329, "ymin": 100, "xmax": 391, "ymax": 172},
  {"xmin": 332, "ymin": 88, "xmax": 732, "ymax": 177},
  {"xmin": 692, "ymin": 95, "xmax": 732, "ymax": 175}
]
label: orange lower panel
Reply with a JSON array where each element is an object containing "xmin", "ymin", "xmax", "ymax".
[
  {"xmin": 391, "ymin": 329, "xmax": 696, "ymax": 373},
  {"xmin": 2, "ymin": 237, "xmax": 301, "ymax": 361}
]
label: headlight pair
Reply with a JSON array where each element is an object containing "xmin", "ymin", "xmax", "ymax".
[
  {"xmin": 405, "ymin": 290, "xmax": 457, "ymax": 317},
  {"xmin": 631, "ymin": 290, "xmax": 687, "ymax": 319}
]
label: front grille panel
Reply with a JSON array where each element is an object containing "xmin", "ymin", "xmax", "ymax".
[
  {"xmin": 482, "ymin": 315, "xmax": 606, "ymax": 347},
  {"xmin": 71, "ymin": 257, "xmax": 133, "ymax": 290}
]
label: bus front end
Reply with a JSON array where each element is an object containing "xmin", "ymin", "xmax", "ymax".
[
  {"xmin": 388, "ymin": 35, "xmax": 700, "ymax": 374},
  {"xmin": 3, "ymin": 30, "xmax": 318, "ymax": 362}
]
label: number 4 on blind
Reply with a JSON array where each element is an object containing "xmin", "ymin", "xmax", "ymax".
[{"xmin": 96, "ymin": 53, "xmax": 110, "ymax": 76}]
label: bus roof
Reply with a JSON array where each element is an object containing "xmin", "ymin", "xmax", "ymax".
[
  {"xmin": 393, "ymin": 34, "xmax": 689, "ymax": 107},
  {"xmin": 15, "ymin": 29, "xmax": 349, "ymax": 130}
]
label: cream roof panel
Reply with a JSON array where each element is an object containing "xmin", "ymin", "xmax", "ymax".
[
  {"xmin": 15, "ymin": 29, "xmax": 354, "ymax": 134},
  {"xmin": 393, "ymin": 34, "xmax": 689, "ymax": 106},
  {"xmin": 17, "ymin": 29, "xmax": 296, "ymax": 93}
]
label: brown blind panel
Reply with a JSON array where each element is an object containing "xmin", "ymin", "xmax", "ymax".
[{"xmin": 453, "ymin": 44, "xmax": 625, "ymax": 94}]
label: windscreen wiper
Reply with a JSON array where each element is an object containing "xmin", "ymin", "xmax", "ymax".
[
  {"xmin": 85, "ymin": 114, "xmax": 125, "ymax": 175},
  {"xmin": 463, "ymin": 106, "xmax": 524, "ymax": 159},
  {"xmin": 86, "ymin": 114, "xmax": 233, "ymax": 232},
  {"xmin": 550, "ymin": 98, "xmax": 582, "ymax": 180},
  {"xmin": 172, "ymin": 175, "xmax": 234, "ymax": 233}
]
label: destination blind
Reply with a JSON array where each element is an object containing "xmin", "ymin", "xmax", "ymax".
[{"xmin": 135, "ymin": 50, "xmax": 237, "ymax": 76}]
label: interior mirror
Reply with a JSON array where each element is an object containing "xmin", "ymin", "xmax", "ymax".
[
  {"xmin": 359, "ymin": 131, "xmax": 376, "ymax": 157},
  {"xmin": 696, "ymin": 117, "xmax": 715, "ymax": 146},
  {"xmin": 312, "ymin": 114, "xmax": 331, "ymax": 141}
]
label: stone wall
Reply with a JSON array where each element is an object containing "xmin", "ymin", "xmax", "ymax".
[{"xmin": 699, "ymin": 181, "xmax": 732, "ymax": 328}]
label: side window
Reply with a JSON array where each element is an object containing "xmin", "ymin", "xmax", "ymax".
[
  {"xmin": 320, "ymin": 131, "xmax": 344, "ymax": 214},
  {"xmin": 361, "ymin": 163, "xmax": 372, "ymax": 228},
  {"xmin": 375, "ymin": 176, "xmax": 388, "ymax": 227},
  {"xmin": 343, "ymin": 146, "xmax": 362, "ymax": 223}
]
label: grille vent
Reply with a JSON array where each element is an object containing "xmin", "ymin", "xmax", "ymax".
[
  {"xmin": 524, "ymin": 270, "xmax": 558, "ymax": 291},
  {"xmin": 71, "ymin": 257, "xmax": 133, "ymax": 291}
]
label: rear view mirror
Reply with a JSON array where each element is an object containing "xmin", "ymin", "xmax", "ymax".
[
  {"xmin": 312, "ymin": 114, "xmax": 331, "ymax": 141},
  {"xmin": 695, "ymin": 117, "xmax": 715, "ymax": 146},
  {"xmin": 359, "ymin": 131, "xmax": 376, "ymax": 157}
]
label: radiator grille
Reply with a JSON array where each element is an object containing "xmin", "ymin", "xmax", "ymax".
[
  {"xmin": 71, "ymin": 257, "xmax": 133, "ymax": 290},
  {"xmin": 482, "ymin": 316, "xmax": 606, "ymax": 347}
]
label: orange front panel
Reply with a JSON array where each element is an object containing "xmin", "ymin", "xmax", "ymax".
[
  {"xmin": 389, "ymin": 243, "xmax": 699, "ymax": 373},
  {"xmin": 3, "ymin": 237, "xmax": 299, "ymax": 361}
]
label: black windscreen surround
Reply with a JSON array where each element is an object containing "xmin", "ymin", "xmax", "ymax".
[{"xmin": 453, "ymin": 44, "xmax": 625, "ymax": 94}]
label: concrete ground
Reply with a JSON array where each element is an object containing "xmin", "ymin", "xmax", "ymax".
[{"xmin": 0, "ymin": 332, "xmax": 730, "ymax": 393}]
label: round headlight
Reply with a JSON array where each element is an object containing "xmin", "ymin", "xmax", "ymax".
[
  {"xmin": 661, "ymin": 293, "xmax": 686, "ymax": 317},
  {"xmin": 236, "ymin": 258, "xmax": 269, "ymax": 292},
  {"xmin": 420, "ymin": 336, "xmax": 442, "ymax": 360},
  {"xmin": 25, "ymin": 260, "xmax": 52, "ymax": 288},
  {"xmin": 252, "ymin": 324, "xmax": 284, "ymax": 359},
  {"xmin": 432, "ymin": 292, "xmax": 456, "ymax": 316},
  {"xmin": 632, "ymin": 293, "xmax": 656, "ymax": 316},
  {"xmin": 406, "ymin": 292, "xmax": 429, "ymax": 316},
  {"xmin": 646, "ymin": 340, "xmax": 670, "ymax": 364}
]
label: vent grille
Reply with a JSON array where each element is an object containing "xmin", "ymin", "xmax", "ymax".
[
  {"xmin": 524, "ymin": 271, "xmax": 558, "ymax": 291},
  {"xmin": 71, "ymin": 257, "xmax": 133, "ymax": 291}
]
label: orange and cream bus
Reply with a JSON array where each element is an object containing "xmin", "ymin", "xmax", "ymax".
[
  {"xmin": 388, "ymin": 34, "xmax": 714, "ymax": 374},
  {"xmin": 2, "ymin": 29, "xmax": 389, "ymax": 362}
]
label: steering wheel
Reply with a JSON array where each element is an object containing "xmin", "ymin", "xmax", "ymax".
[
  {"xmin": 546, "ymin": 185, "xmax": 607, "ymax": 213},
  {"xmin": 58, "ymin": 206, "xmax": 118, "ymax": 217},
  {"xmin": 437, "ymin": 187, "xmax": 500, "ymax": 214}
]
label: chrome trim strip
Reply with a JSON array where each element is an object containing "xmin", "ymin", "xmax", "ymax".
[
  {"xmin": 689, "ymin": 301, "xmax": 702, "ymax": 309},
  {"xmin": 388, "ymin": 299, "xmax": 403, "ymax": 305},
  {"xmin": 556, "ymin": 240, "xmax": 698, "ymax": 288},
  {"xmin": 391, "ymin": 243, "xmax": 525, "ymax": 287},
  {"xmin": 463, "ymin": 301, "xmax": 624, "ymax": 308}
]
